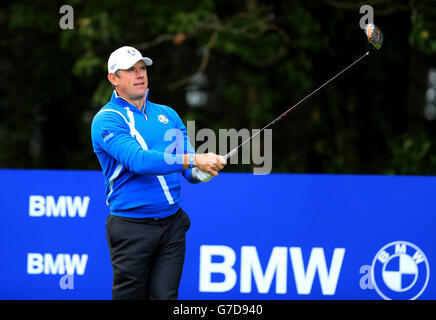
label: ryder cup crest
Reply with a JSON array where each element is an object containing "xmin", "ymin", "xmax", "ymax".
[
  {"xmin": 158, "ymin": 115, "xmax": 169, "ymax": 124},
  {"xmin": 127, "ymin": 48, "xmax": 136, "ymax": 56},
  {"xmin": 371, "ymin": 241, "xmax": 430, "ymax": 300}
]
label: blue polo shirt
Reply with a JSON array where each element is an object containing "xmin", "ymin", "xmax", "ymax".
[{"xmin": 91, "ymin": 90, "xmax": 198, "ymax": 218}]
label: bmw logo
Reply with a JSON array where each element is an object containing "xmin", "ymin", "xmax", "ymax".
[{"xmin": 371, "ymin": 241, "xmax": 430, "ymax": 300}]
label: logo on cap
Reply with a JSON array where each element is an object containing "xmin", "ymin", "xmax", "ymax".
[{"xmin": 127, "ymin": 48, "xmax": 136, "ymax": 56}]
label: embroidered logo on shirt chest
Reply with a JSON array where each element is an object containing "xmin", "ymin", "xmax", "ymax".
[{"xmin": 158, "ymin": 114, "xmax": 169, "ymax": 124}]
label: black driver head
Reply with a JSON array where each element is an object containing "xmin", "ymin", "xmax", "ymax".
[{"xmin": 365, "ymin": 24, "xmax": 384, "ymax": 50}]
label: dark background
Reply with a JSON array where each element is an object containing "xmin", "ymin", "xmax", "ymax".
[{"xmin": 1, "ymin": 0, "xmax": 435, "ymax": 175}]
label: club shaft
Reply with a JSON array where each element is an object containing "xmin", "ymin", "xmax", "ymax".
[{"xmin": 224, "ymin": 51, "xmax": 370, "ymax": 160}]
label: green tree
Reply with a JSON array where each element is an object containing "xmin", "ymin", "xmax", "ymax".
[{"xmin": 0, "ymin": 0, "xmax": 435, "ymax": 175}]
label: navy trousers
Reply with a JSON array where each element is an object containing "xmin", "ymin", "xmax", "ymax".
[{"xmin": 105, "ymin": 208, "xmax": 191, "ymax": 300}]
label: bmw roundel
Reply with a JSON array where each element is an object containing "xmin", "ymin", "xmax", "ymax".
[{"xmin": 371, "ymin": 241, "xmax": 430, "ymax": 300}]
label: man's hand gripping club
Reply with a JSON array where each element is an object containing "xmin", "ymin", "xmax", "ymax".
[{"xmin": 184, "ymin": 153, "xmax": 227, "ymax": 182}]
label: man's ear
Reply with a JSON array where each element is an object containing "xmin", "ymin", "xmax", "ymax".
[{"xmin": 108, "ymin": 73, "xmax": 119, "ymax": 87}]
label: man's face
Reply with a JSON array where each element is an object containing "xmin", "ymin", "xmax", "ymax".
[{"xmin": 110, "ymin": 60, "xmax": 148, "ymax": 101}]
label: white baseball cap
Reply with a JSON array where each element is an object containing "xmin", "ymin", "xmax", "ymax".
[{"xmin": 107, "ymin": 46, "xmax": 153, "ymax": 74}]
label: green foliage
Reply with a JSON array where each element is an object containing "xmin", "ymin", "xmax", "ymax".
[
  {"xmin": 0, "ymin": 0, "xmax": 435, "ymax": 176},
  {"xmin": 385, "ymin": 131, "xmax": 435, "ymax": 175},
  {"xmin": 410, "ymin": 9, "xmax": 436, "ymax": 55}
]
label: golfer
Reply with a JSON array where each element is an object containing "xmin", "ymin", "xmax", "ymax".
[{"xmin": 91, "ymin": 46, "xmax": 226, "ymax": 300}]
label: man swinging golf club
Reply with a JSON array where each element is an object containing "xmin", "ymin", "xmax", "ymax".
[
  {"xmin": 91, "ymin": 46, "xmax": 226, "ymax": 300},
  {"xmin": 91, "ymin": 24, "xmax": 382, "ymax": 300}
]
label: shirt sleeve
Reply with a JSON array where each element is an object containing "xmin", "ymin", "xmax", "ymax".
[
  {"xmin": 91, "ymin": 111, "xmax": 184, "ymax": 175},
  {"xmin": 167, "ymin": 108, "xmax": 200, "ymax": 184}
]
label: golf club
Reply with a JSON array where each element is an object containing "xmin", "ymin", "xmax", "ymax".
[{"xmin": 224, "ymin": 24, "xmax": 384, "ymax": 161}]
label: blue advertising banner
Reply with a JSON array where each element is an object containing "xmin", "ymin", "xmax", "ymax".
[{"xmin": 0, "ymin": 169, "xmax": 434, "ymax": 300}]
